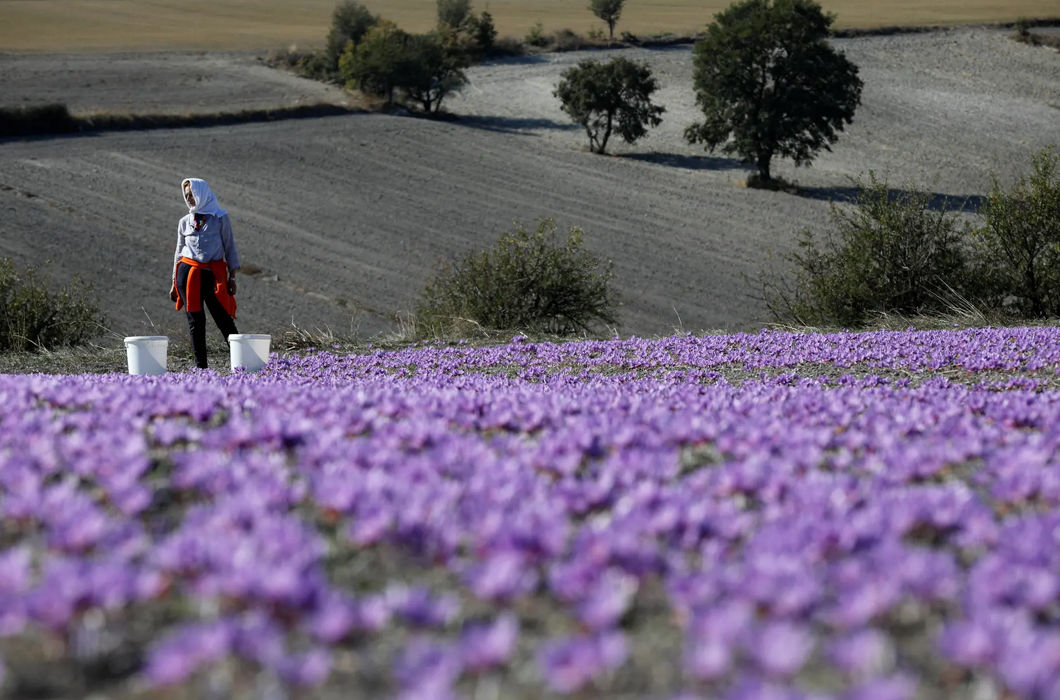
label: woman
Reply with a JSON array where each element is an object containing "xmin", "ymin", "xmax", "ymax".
[{"xmin": 169, "ymin": 178, "xmax": 241, "ymax": 369}]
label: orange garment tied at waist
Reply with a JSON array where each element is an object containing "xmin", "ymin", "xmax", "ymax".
[{"xmin": 175, "ymin": 257, "xmax": 236, "ymax": 318}]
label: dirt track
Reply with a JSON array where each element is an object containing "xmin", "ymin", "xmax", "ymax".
[{"xmin": 1, "ymin": 28, "xmax": 1058, "ymax": 346}]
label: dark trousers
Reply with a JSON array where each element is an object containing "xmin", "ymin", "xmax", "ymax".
[{"xmin": 176, "ymin": 262, "xmax": 238, "ymax": 369}]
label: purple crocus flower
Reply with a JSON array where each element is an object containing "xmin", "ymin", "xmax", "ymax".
[
  {"xmin": 459, "ymin": 613, "xmax": 519, "ymax": 673},
  {"xmin": 394, "ymin": 636, "xmax": 462, "ymax": 698},
  {"xmin": 464, "ymin": 550, "xmax": 539, "ymax": 602},
  {"xmin": 828, "ymin": 628, "xmax": 895, "ymax": 678},
  {"xmin": 386, "ymin": 584, "xmax": 460, "ymax": 628},
  {"xmin": 232, "ymin": 612, "xmax": 286, "ymax": 667},
  {"xmin": 143, "ymin": 620, "xmax": 233, "ymax": 686},
  {"xmin": 684, "ymin": 631, "xmax": 733, "ymax": 681},
  {"xmin": 842, "ymin": 674, "xmax": 917, "ymax": 700},
  {"xmin": 538, "ymin": 631, "xmax": 628, "ymax": 693},
  {"xmin": 0, "ymin": 547, "xmax": 31, "ymax": 634},
  {"xmin": 723, "ymin": 674, "xmax": 818, "ymax": 700},
  {"xmin": 278, "ymin": 647, "xmax": 332, "ymax": 687},
  {"xmin": 750, "ymin": 621, "xmax": 814, "ymax": 678},
  {"xmin": 576, "ymin": 569, "xmax": 638, "ymax": 630},
  {"xmin": 307, "ymin": 591, "xmax": 358, "ymax": 643},
  {"xmin": 351, "ymin": 593, "xmax": 392, "ymax": 633},
  {"xmin": 937, "ymin": 620, "xmax": 995, "ymax": 667}
]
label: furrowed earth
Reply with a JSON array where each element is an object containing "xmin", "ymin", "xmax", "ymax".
[{"xmin": 1, "ymin": 27, "xmax": 1058, "ymax": 351}]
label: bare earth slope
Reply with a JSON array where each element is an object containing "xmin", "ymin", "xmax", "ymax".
[
  {"xmin": 1, "ymin": 29, "xmax": 1057, "ymax": 344},
  {"xmin": 0, "ymin": 52, "xmax": 355, "ymax": 116}
]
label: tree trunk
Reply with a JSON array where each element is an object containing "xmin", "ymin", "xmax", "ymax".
[
  {"xmin": 608, "ymin": 20, "xmax": 615, "ymax": 40},
  {"xmin": 1025, "ymin": 264, "xmax": 1044, "ymax": 316},
  {"xmin": 598, "ymin": 112, "xmax": 613, "ymax": 154},
  {"xmin": 756, "ymin": 151, "xmax": 772, "ymax": 183}
]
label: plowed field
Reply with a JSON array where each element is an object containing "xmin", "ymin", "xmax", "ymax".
[{"xmin": 1, "ymin": 28, "xmax": 1058, "ymax": 348}]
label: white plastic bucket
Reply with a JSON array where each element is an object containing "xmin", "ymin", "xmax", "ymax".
[
  {"xmin": 124, "ymin": 336, "xmax": 168, "ymax": 376},
  {"xmin": 229, "ymin": 334, "xmax": 271, "ymax": 372}
]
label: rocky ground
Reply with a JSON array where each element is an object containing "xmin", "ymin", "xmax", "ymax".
[{"xmin": 0, "ymin": 28, "xmax": 1057, "ymax": 350}]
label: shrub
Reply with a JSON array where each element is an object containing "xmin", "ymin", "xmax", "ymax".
[
  {"xmin": 973, "ymin": 146, "xmax": 1060, "ymax": 317},
  {"xmin": 554, "ymin": 57, "xmax": 665, "ymax": 154},
  {"xmin": 296, "ymin": 50, "xmax": 334, "ymax": 81},
  {"xmin": 525, "ymin": 21, "xmax": 547, "ymax": 47},
  {"xmin": 0, "ymin": 258, "xmax": 105, "ymax": 352},
  {"xmin": 550, "ymin": 28, "xmax": 591, "ymax": 52},
  {"xmin": 415, "ymin": 218, "xmax": 618, "ymax": 338},
  {"xmin": 490, "ymin": 35, "xmax": 526, "ymax": 57},
  {"xmin": 765, "ymin": 174, "xmax": 973, "ymax": 327}
]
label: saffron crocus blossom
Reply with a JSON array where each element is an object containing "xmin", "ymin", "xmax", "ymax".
[
  {"xmin": 144, "ymin": 620, "xmax": 233, "ymax": 686},
  {"xmin": 2, "ymin": 326, "xmax": 1060, "ymax": 695},
  {"xmin": 538, "ymin": 631, "xmax": 627, "ymax": 693},
  {"xmin": 394, "ymin": 636, "xmax": 462, "ymax": 698},
  {"xmin": 459, "ymin": 614, "xmax": 519, "ymax": 673}
]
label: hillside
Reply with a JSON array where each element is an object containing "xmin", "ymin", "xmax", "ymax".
[{"xmin": 0, "ymin": 28, "xmax": 1057, "ymax": 345}]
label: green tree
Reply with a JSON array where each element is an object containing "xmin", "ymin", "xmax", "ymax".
[
  {"xmin": 685, "ymin": 0, "xmax": 863, "ymax": 185},
  {"xmin": 974, "ymin": 147, "xmax": 1060, "ymax": 317},
  {"xmin": 401, "ymin": 31, "xmax": 470, "ymax": 114},
  {"xmin": 339, "ymin": 21, "xmax": 411, "ymax": 103},
  {"xmin": 554, "ymin": 57, "xmax": 665, "ymax": 154},
  {"xmin": 340, "ymin": 24, "xmax": 468, "ymax": 112},
  {"xmin": 589, "ymin": 0, "xmax": 625, "ymax": 40},
  {"xmin": 464, "ymin": 11, "xmax": 497, "ymax": 57},
  {"xmin": 325, "ymin": 0, "xmax": 379, "ymax": 73},
  {"xmin": 415, "ymin": 218, "xmax": 618, "ymax": 337},
  {"xmin": 437, "ymin": 0, "xmax": 472, "ymax": 29}
]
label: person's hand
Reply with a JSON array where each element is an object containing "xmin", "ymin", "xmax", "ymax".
[
  {"xmin": 169, "ymin": 282, "xmax": 179, "ymax": 303},
  {"xmin": 227, "ymin": 277, "xmax": 237, "ymax": 296}
]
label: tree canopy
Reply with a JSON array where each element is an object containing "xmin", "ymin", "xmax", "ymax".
[
  {"xmin": 554, "ymin": 57, "xmax": 665, "ymax": 155},
  {"xmin": 325, "ymin": 0, "xmax": 378, "ymax": 72},
  {"xmin": 339, "ymin": 21, "xmax": 467, "ymax": 113},
  {"xmin": 685, "ymin": 0, "xmax": 863, "ymax": 184}
]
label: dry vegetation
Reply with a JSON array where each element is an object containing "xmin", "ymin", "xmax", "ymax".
[{"xmin": 1, "ymin": 0, "xmax": 1058, "ymax": 52}]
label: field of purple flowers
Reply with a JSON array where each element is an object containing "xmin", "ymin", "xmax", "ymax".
[{"xmin": 2, "ymin": 326, "xmax": 1060, "ymax": 699}]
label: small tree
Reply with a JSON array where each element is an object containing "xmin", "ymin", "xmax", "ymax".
[
  {"xmin": 554, "ymin": 57, "xmax": 665, "ymax": 154},
  {"xmin": 401, "ymin": 32, "xmax": 470, "ymax": 114},
  {"xmin": 974, "ymin": 147, "xmax": 1060, "ymax": 317},
  {"xmin": 685, "ymin": 0, "xmax": 863, "ymax": 185},
  {"xmin": 766, "ymin": 175, "xmax": 972, "ymax": 327},
  {"xmin": 464, "ymin": 11, "xmax": 497, "ymax": 58},
  {"xmin": 415, "ymin": 219, "xmax": 618, "ymax": 337},
  {"xmin": 589, "ymin": 0, "xmax": 625, "ymax": 40},
  {"xmin": 437, "ymin": 0, "xmax": 472, "ymax": 29},
  {"xmin": 339, "ymin": 21, "xmax": 411, "ymax": 103},
  {"xmin": 325, "ymin": 0, "xmax": 379, "ymax": 73}
]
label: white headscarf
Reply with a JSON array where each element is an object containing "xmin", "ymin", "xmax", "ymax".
[{"xmin": 182, "ymin": 178, "xmax": 227, "ymax": 218}]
